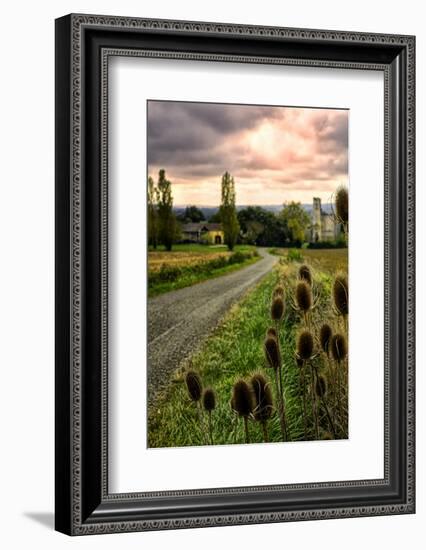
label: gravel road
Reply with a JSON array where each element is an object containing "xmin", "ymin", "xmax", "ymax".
[{"xmin": 147, "ymin": 248, "xmax": 278, "ymax": 406}]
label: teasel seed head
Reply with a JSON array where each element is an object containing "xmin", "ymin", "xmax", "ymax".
[
  {"xmin": 232, "ymin": 379, "xmax": 254, "ymax": 418},
  {"xmin": 335, "ymin": 185, "xmax": 349, "ymax": 224},
  {"xmin": 250, "ymin": 373, "xmax": 273, "ymax": 422},
  {"xmin": 264, "ymin": 336, "xmax": 281, "ymax": 370},
  {"xmin": 331, "ymin": 333, "xmax": 348, "ymax": 362},
  {"xmin": 315, "ymin": 374, "xmax": 327, "ymax": 398},
  {"xmin": 333, "ymin": 275, "xmax": 349, "ymax": 316},
  {"xmin": 185, "ymin": 370, "xmax": 203, "ymax": 402},
  {"xmin": 299, "ymin": 264, "xmax": 312, "ymax": 286},
  {"xmin": 297, "ymin": 330, "xmax": 314, "ymax": 361},
  {"xmin": 266, "ymin": 327, "xmax": 278, "ymax": 340},
  {"xmin": 319, "ymin": 323, "xmax": 333, "ymax": 354},
  {"xmin": 295, "ymin": 280, "xmax": 312, "ymax": 312},
  {"xmin": 203, "ymin": 388, "xmax": 216, "ymax": 412},
  {"xmin": 271, "ymin": 296, "xmax": 285, "ymax": 321}
]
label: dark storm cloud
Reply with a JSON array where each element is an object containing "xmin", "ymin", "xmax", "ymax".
[{"xmin": 147, "ymin": 100, "xmax": 280, "ymax": 166}]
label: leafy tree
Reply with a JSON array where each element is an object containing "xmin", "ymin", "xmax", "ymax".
[
  {"xmin": 177, "ymin": 205, "xmax": 206, "ymax": 223},
  {"xmin": 147, "ymin": 175, "xmax": 159, "ymax": 249},
  {"xmin": 157, "ymin": 169, "xmax": 176, "ymax": 251},
  {"xmin": 219, "ymin": 172, "xmax": 240, "ymax": 251},
  {"xmin": 279, "ymin": 202, "xmax": 310, "ymax": 247},
  {"xmin": 238, "ymin": 206, "xmax": 286, "ymax": 247},
  {"xmin": 208, "ymin": 210, "xmax": 221, "ymax": 223}
]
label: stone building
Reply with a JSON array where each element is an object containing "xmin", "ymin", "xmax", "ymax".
[{"xmin": 310, "ymin": 197, "xmax": 342, "ymax": 242}]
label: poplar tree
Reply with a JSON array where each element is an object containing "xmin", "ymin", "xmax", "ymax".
[
  {"xmin": 219, "ymin": 171, "xmax": 240, "ymax": 251},
  {"xmin": 147, "ymin": 175, "xmax": 159, "ymax": 249},
  {"xmin": 157, "ymin": 169, "xmax": 176, "ymax": 251}
]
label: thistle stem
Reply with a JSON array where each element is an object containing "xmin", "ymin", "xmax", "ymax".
[
  {"xmin": 208, "ymin": 411, "xmax": 213, "ymax": 445},
  {"xmin": 196, "ymin": 402, "xmax": 206, "ymax": 445},
  {"xmin": 278, "ymin": 364, "xmax": 289, "ymax": 441},
  {"xmin": 261, "ymin": 421, "xmax": 269, "ymax": 443},
  {"xmin": 243, "ymin": 416, "xmax": 250, "ymax": 444},
  {"xmin": 275, "ymin": 322, "xmax": 289, "ymax": 442},
  {"xmin": 301, "ymin": 362, "xmax": 308, "ymax": 439},
  {"xmin": 274, "ymin": 368, "xmax": 287, "ymax": 441},
  {"xmin": 322, "ymin": 400, "xmax": 336, "ymax": 438},
  {"xmin": 337, "ymin": 360, "xmax": 342, "ymax": 424},
  {"xmin": 310, "ymin": 365, "xmax": 319, "ymax": 440}
]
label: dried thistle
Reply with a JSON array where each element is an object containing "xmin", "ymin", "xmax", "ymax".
[
  {"xmin": 331, "ymin": 333, "xmax": 348, "ymax": 362},
  {"xmin": 335, "ymin": 185, "xmax": 349, "ymax": 224},
  {"xmin": 299, "ymin": 264, "xmax": 312, "ymax": 286},
  {"xmin": 250, "ymin": 373, "xmax": 273, "ymax": 423},
  {"xmin": 271, "ymin": 296, "xmax": 285, "ymax": 322},
  {"xmin": 185, "ymin": 370, "xmax": 202, "ymax": 402},
  {"xmin": 203, "ymin": 388, "xmax": 216, "ymax": 412},
  {"xmin": 295, "ymin": 280, "xmax": 312, "ymax": 313},
  {"xmin": 333, "ymin": 275, "xmax": 349, "ymax": 316},
  {"xmin": 203, "ymin": 388, "xmax": 216, "ymax": 445},
  {"xmin": 319, "ymin": 323, "xmax": 333, "ymax": 355},
  {"xmin": 232, "ymin": 379, "xmax": 254, "ymax": 444},
  {"xmin": 264, "ymin": 336, "xmax": 281, "ymax": 370},
  {"xmin": 297, "ymin": 330, "xmax": 314, "ymax": 361},
  {"xmin": 232, "ymin": 380, "xmax": 254, "ymax": 418}
]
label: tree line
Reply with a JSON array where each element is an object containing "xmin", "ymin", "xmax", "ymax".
[{"xmin": 148, "ymin": 169, "xmax": 329, "ymax": 251}]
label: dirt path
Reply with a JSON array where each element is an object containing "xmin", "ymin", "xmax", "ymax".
[{"xmin": 147, "ymin": 248, "xmax": 278, "ymax": 406}]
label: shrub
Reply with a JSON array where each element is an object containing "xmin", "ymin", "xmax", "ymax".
[
  {"xmin": 308, "ymin": 240, "xmax": 347, "ymax": 249},
  {"xmin": 287, "ymin": 248, "xmax": 303, "ymax": 262},
  {"xmin": 228, "ymin": 250, "xmax": 246, "ymax": 264}
]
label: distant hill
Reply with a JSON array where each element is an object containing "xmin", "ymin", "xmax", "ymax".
[{"xmin": 174, "ymin": 203, "xmax": 334, "ymax": 220}]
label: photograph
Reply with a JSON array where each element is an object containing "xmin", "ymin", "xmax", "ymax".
[{"xmin": 147, "ymin": 100, "xmax": 349, "ymax": 448}]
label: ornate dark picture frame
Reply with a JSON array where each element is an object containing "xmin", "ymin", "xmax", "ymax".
[{"xmin": 55, "ymin": 14, "xmax": 415, "ymax": 535}]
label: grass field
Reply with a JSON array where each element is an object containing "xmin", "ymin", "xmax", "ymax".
[
  {"xmin": 148, "ymin": 244, "xmax": 259, "ymax": 296},
  {"xmin": 148, "ymin": 247, "xmax": 348, "ymax": 448},
  {"xmin": 270, "ymin": 247, "xmax": 348, "ymax": 275}
]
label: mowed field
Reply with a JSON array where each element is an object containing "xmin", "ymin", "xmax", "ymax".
[
  {"xmin": 148, "ymin": 247, "xmax": 348, "ymax": 448},
  {"xmin": 148, "ymin": 244, "xmax": 259, "ymax": 296},
  {"xmin": 271, "ymin": 247, "xmax": 348, "ymax": 275}
]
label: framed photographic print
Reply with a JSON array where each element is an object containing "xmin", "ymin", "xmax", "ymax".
[{"xmin": 55, "ymin": 14, "xmax": 415, "ymax": 535}]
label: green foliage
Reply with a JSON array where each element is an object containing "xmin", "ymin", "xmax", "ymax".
[
  {"xmin": 177, "ymin": 205, "xmax": 206, "ymax": 223},
  {"xmin": 148, "ymin": 249, "xmax": 259, "ymax": 296},
  {"xmin": 219, "ymin": 172, "xmax": 240, "ymax": 251},
  {"xmin": 237, "ymin": 206, "xmax": 286, "ymax": 246},
  {"xmin": 308, "ymin": 238, "xmax": 347, "ymax": 249},
  {"xmin": 147, "ymin": 176, "xmax": 159, "ymax": 249},
  {"xmin": 208, "ymin": 210, "xmax": 222, "ymax": 223},
  {"xmin": 280, "ymin": 201, "xmax": 310, "ymax": 246},
  {"xmin": 157, "ymin": 169, "xmax": 177, "ymax": 251},
  {"xmin": 286, "ymin": 248, "xmax": 303, "ymax": 262}
]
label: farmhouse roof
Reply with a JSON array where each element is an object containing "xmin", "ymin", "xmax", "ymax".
[{"xmin": 182, "ymin": 223, "xmax": 223, "ymax": 232}]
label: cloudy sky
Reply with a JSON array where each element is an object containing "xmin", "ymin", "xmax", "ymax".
[{"xmin": 147, "ymin": 100, "xmax": 348, "ymax": 206}]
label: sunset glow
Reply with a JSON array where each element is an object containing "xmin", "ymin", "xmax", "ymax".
[{"xmin": 147, "ymin": 101, "xmax": 349, "ymax": 206}]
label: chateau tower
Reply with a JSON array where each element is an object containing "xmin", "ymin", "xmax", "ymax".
[{"xmin": 312, "ymin": 197, "xmax": 322, "ymax": 242}]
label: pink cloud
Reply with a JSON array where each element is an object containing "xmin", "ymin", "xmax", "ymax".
[{"xmin": 148, "ymin": 102, "xmax": 348, "ymax": 206}]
